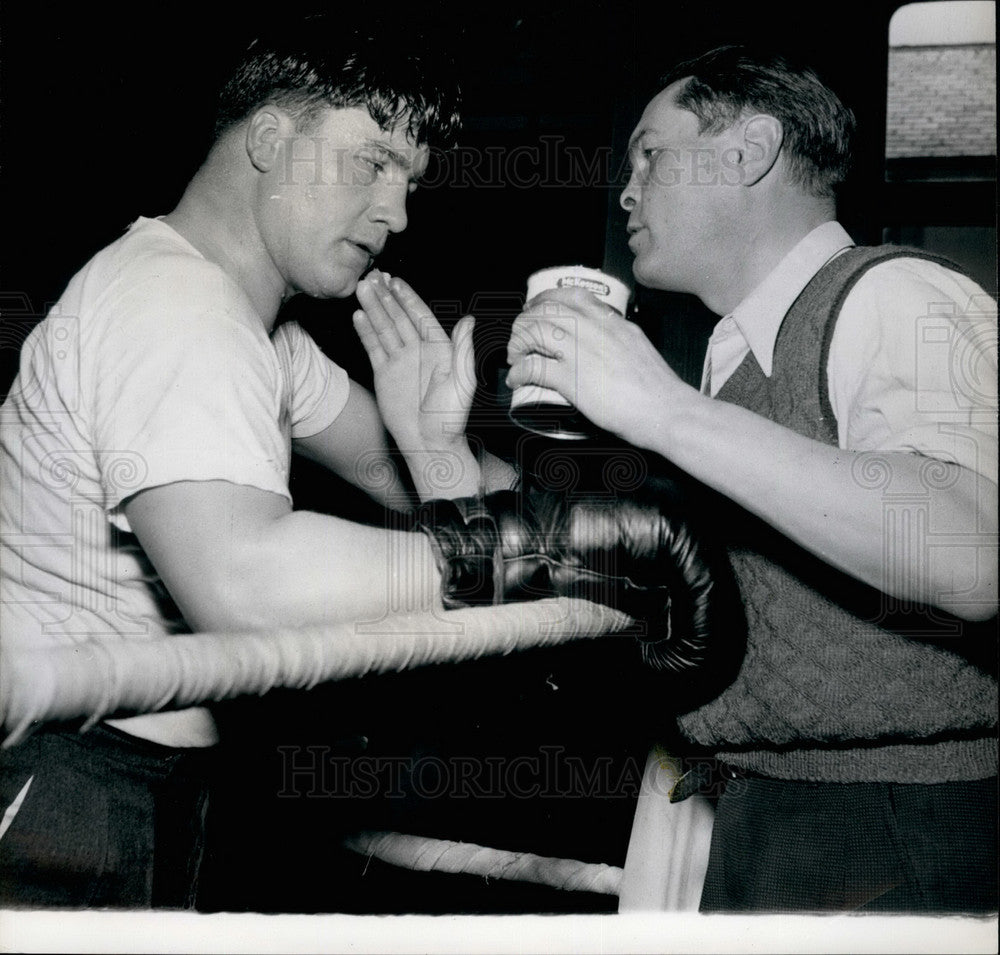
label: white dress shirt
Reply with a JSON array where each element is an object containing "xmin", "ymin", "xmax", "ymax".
[{"xmin": 701, "ymin": 221, "xmax": 998, "ymax": 485}]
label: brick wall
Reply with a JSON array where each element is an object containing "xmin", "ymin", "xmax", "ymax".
[{"xmin": 886, "ymin": 44, "xmax": 996, "ymax": 158}]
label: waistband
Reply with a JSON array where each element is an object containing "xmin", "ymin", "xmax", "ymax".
[
  {"xmin": 52, "ymin": 722, "xmax": 217, "ymax": 782},
  {"xmin": 715, "ymin": 736, "xmax": 998, "ymax": 784},
  {"xmin": 670, "ymin": 754, "xmax": 1000, "ymax": 803}
]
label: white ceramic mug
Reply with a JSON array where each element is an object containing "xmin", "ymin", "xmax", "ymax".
[{"xmin": 509, "ymin": 265, "xmax": 631, "ymax": 439}]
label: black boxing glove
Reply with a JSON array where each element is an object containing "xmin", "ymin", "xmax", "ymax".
[{"xmin": 412, "ymin": 484, "xmax": 745, "ymax": 689}]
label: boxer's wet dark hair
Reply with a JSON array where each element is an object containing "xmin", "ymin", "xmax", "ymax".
[
  {"xmin": 659, "ymin": 45, "xmax": 855, "ymax": 199},
  {"xmin": 214, "ymin": 14, "xmax": 462, "ymax": 148}
]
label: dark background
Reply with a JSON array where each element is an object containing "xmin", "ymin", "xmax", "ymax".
[{"xmin": 1, "ymin": 0, "xmax": 995, "ymax": 914}]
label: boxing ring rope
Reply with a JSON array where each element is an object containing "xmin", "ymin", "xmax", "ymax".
[
  {"xmin": 0, "ymin": 598, "xmax": 632, "ymax": 746},
  {"xmin": 343, "ymin": 830, "xmax": 624, "ymax": 896},
  {"xmin": 1, "ymin": 596, "xmax": 709, "ymax": 908}
]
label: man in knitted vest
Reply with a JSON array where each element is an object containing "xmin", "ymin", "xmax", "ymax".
[{"xmin": 507, "ymin": 45, "xmax": 997, "ymax": 913}]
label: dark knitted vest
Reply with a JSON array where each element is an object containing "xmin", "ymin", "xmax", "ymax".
[{"xmin": 676, "ymin": 246, "xmax": 998, "ymax": 782}]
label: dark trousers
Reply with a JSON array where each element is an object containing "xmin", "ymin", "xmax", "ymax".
[
  {"xmin": 700, "ymin": 774, "xmax": 998, "ymax": 914},
  {"xmin": 0, "ymin": 724, "xmax": 213, "ymax": 909}
]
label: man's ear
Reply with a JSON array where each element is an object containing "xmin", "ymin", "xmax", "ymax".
[
  {"xmin": 738, "ymin": 114, "xmax": 784, "ymax": 186},
  {"xmin": 245, "ymin": 107, "xmax": 285, "ymax": 172}
]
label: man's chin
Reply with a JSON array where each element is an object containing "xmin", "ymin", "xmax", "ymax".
[
  {"xmin": 633, "ymin": 254, "xmax": 692, "ymax": 295},
  {"xmin": 335, "ymin": 262, "xmax": 378, "ymax": 298},
  {"xmin": 631, "ymin": 258, "xmax": 667, "ymax": 291},
  {"xmin": 329, "ymin": 282, "xmax": 360, "ymax": 300},
  {"xmin": 301, "ymin": 271, "xmax": 365, "ymax": 300}
]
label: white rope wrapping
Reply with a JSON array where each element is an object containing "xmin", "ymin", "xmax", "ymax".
[
  {"xmin": 0, "ymin": 598, "xmax": 632, "ymax": 745},
  {"xmin": 343, "ymin": 829, "xmax": 624, "ymax": 896}
]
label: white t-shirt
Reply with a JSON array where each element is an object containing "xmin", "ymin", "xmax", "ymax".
[{"xmin": 0, "ymin": 217, "xmax": 350, "ymax": 745}]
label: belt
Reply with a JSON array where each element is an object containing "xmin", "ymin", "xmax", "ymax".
[{"xmin": 669, "ymin": 759, "xmax": 756, "ymax": 803}]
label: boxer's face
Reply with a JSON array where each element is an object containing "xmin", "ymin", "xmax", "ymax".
[
  {"xmin": 253, "ymin": 105, "xmax": 429, "ymax": 299},
  {"xmin": 620, "ymin": 82, "xmax": 740, "ymax": 297}
]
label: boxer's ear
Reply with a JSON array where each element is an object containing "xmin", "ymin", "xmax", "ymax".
[
  {"xmin": 737, "ymin": 114, "xmax": 783, "ymax": 187},
  {"xmin": 245, "ymin": 107, "xmax": 285, "ymax": 173}
]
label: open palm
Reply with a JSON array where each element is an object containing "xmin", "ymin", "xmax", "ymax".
[{"xmin": 354, "ymin": 270, "xmax": 476, "ymax": 455}]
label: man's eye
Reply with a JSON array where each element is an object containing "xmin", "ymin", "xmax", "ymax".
[
  {"xmin": 628, "ymin": 147, "xmax": 660, "ymax": 173},
  {"xmin": 357, "ymin": 154, "xmax": 386, "ymax": 176}
]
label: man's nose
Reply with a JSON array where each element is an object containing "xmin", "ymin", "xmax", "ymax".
[
  {"xmin": 619, "ymin": 172, "xmax": 639, "ymax": 212},
  {"xmin": 372, "ymin": 186, "xmax": 409, "ymax": 234}
]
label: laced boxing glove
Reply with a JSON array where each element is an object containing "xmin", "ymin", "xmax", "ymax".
[{"xmin": 412, "ymin": 483, "xmax": 746, "ymax": 699}]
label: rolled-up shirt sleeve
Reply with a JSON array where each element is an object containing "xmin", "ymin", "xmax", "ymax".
[{"xmin": 829, "ymin": 257, "xmax": 998, "ymax": 487}]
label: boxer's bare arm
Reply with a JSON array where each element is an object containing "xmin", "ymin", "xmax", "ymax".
[
  {"xmin": 124, "ymin": 479, "xmax": 442, "ymax": 633},
  {"xmin": 296, "ymin": 381, "xmax": 517, "ymax": 510},
  {"xmin": 294, "ymin": 380, "xmax": 416, "ymax": 511}
]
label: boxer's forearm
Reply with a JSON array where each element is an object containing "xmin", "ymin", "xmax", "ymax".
[
  {"xmin": 479, "ymin": 449, "xmax": 520, "ymax": 493},
  {"xmin": 294, "ymin": 381, "xmax": 416, "ymax": 512},
  {"xmin": 400, "ymin": 443, "xmax": 518, "ymax": 502},
  {"xmin": 400, "ymin": 440, "xmax": 482, "ymax": 502},
  {"xmin": 215, "ymin": 509, "xmax": 444, "ymax": 631},
  {"xmin": 124, "ymin": 480, "xmax": 443, "ymax": 634}
]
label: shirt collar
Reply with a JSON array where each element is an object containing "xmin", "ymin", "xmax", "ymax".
[{"xmin": 728, "ymin": 220, "xmax": 855, "ymax": 377}]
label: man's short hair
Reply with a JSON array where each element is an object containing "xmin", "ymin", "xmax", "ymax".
[
  {"xmin": 214, "ymin": 15, "xmax": 462, "ymax": 149},
  {"xmin": 659, "ymin": 46, "xmax": 856, "ymax": 198}
]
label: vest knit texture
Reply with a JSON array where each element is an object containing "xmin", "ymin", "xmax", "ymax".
[{"xmin": 676, "ymin": 246, "xmax": 998, "ymax": 783}]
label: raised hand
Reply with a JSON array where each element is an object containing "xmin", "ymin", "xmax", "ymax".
[{"xmin": 354, "ymin": 270, "xmax": 480, "ymax": 498}]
